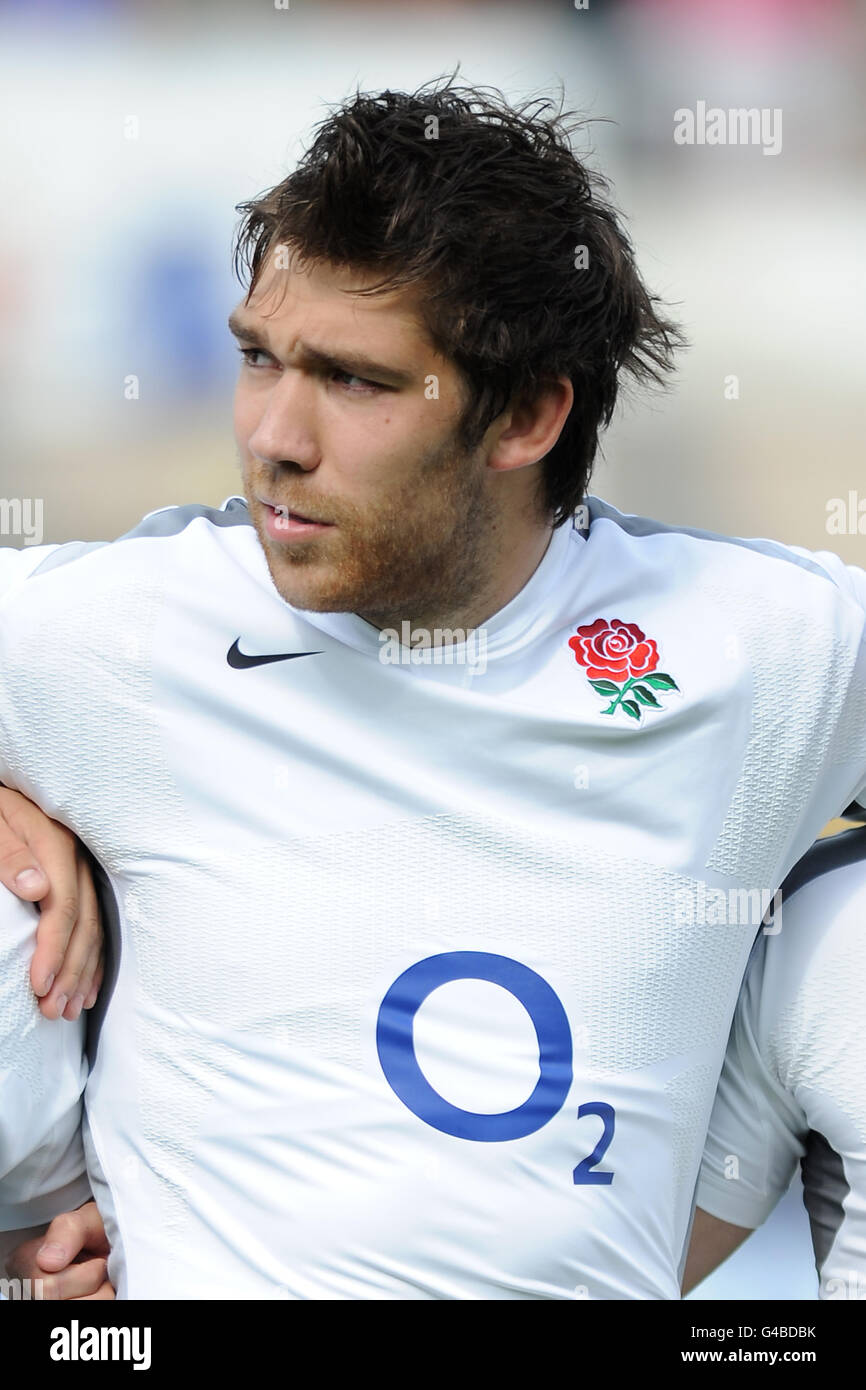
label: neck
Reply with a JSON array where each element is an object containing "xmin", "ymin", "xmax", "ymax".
[{"xmin": 358, "ymin": 518, "xmax": 554, "ymax": 641}]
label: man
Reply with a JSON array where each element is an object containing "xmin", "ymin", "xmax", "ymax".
[
  {"xmin": 684, "ymin": 823, "xmax": 866, "ymax": 1299},
  {"xmin": 0, "ymin": 77, "xmax": 865, "ymax": 1299}
]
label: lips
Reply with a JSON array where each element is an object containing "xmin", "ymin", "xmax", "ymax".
[
  {"xmin": 263, "ymin": 500, "xmax": 333, "ymax": 527},
  {"xmin": 259, "ymin": 498, "xmax": 335, "ymax": 541}
]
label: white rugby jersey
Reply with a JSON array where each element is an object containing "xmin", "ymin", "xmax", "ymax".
[
  {"xmin": 0, "ymin": 886, "xmax": 89, "ymax": 1232},
  {"xmin": 0, "ymin": 544, "xmax": 62, "ymax": 596},
  {"xmin": 0, "ymin": 494, "xmax": 865, "ymax": 1300},
  {"xmin": 697, "ymin": 827, "xmax": 866, "ymax": 1299}
]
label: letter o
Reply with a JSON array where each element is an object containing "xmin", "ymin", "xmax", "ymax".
[{"xmin": 376, "ymin": 951, "xmax": 573, "ymax": 1140}]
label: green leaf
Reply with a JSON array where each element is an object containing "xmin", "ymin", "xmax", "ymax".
[
  {"xmin": 644, "ymin": 673, "xmax": 679, "ymax": 691},
  {"xmin": 633, "ymin": 685, "xmax": 661, "ymax": 707},
  {"xmin": 589, "ymin": 679, "xmax": 620, "ymax": 695},
  {"xmin": 622, "ymin": 700, "xmax": 641, "ymax": 720}
]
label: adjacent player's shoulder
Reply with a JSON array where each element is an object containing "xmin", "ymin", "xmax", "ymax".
[{"xmin": 747, "ymin": 827, "xmax": 866, "ymax": 1055}]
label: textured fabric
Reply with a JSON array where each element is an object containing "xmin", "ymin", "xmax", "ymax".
[
  {"xmin": 697, "ymin": 834, "xmax": 866, "ymax": 1298},
  {"xmin": 0, "ymin": 494, "xmax": 864, "ymax": 1298}
]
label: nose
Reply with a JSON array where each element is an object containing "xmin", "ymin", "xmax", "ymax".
[{"xmin": 245, "ymin": 369, "xmax": 320, "ymax": 473}]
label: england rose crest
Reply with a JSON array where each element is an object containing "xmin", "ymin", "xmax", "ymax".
[{"xmin": 569, "ymin": 618, "xmax": 679, "ymax": 721}]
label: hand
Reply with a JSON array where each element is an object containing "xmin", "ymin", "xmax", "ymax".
[
  {"xmin": 0, "ymin": 786, "xmax": 104, "ymax": 1021},
  {"xmin": 4, "ymin": 1202, "xmax": 115, "ymax": 1300}
]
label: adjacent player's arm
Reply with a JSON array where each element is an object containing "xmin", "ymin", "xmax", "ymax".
[
  {"xmin": 681, "ymin": 1207, "xmax": 754, "ymax": 1294},
  {"xmin": 0, "ymin": 886, "xmax": 93, "ymax": 1279},
  {"xmin": 0, "ymin": 541, "xmax": 108, "ymax": 1021},
  {"xmin": 685, "ymin": 936, "xmax": 805, "ymax": 1296},
  {"xmin": 0, "ymin": 786, "xmax": 104, "ymax": 1020}
]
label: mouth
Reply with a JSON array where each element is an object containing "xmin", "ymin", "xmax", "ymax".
[{"xmin": 259, "ymin": 498, "xmax": 335, "ymax": 540}]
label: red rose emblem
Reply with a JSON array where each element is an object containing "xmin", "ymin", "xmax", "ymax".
[{"xmin": 568, "ymin": 618, "xmax": 660, "ymax": 683}]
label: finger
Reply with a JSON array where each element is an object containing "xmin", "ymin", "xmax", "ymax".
[
  {"xmin": 29, "ymin": 832, "xmax": 80, "ymax": 1002},
  {"xmin": 55, "ymin": 861, "xmax": 103, "ymax": 1022},
  {"xmin": 36, "ymin": 1202, "xmax": 110, "ymax": 1268},
  {"xmin": 70, "ymin": 1278, "xmax": 117, "ymax": 1301},
  {"xmin": 84, "ymin": 957, "xmax": 105, "ymax": 1011},
  {"xmin": 39, "ymin": 857, "xmax": 101, "ymax": 1021},
  {"xmin": 67, "ymin": 937, "xmax": 103, "ymax": 1020},
  {"xmin": 36, "ymin": 1257, "xmax": 109, "ymax": 1302},
  {"xmin": 0, "ymin": 788, "xmax": 50, "ymax": 898}
]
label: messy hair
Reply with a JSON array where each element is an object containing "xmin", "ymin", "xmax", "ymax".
[{"xmin": 233, "ymin": 75, "xmax": 685, "ymax": 525}]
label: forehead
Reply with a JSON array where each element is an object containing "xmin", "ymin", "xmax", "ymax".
[{"xmin": 239, "ymin": 256, "xmax": 432, "ymax": 356}]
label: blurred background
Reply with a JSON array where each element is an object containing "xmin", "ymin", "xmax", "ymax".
[{"xmin": 2, "ymin": 0, "xmax": 864, "ymax": 1299}]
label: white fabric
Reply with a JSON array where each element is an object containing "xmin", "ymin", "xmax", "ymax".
[
  {"xmin": 0, "ymin": 495, "xmax": 863, "ymax": 1298},
  {"xmin": 0, "ymin": 887, "xmax": 89, "ymax": 1231},
  {"xmin": 697, "ymin": 856, "xmax": 866, "ymax": 1297},
  {"xmin": 0, "ymin": 545, "xmax": 62, "ymax": 597}
]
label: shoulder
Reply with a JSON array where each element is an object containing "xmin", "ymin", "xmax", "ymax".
[
  {"xmin": 0, "ymin": 496, "xmax": 255, "ymax": 629},
  {"xmin": 27, "ymin": 496, "xmax": 253, "ymax": 582},
  {"xmin": 584, "ymin": 496, "xmax": 866, "ymax": 616},
  {"xmin": 745, "ymin": 828, "xmax": 866, "ymax": 1064}
]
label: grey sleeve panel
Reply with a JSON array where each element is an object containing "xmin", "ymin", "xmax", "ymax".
[
  {"xmin": 584, "ymin": 496, "xmax": 843, "ymax": 588},
  {"xmin": 30, "ymin": 540, "xmax": 111, "ymax": 578},
  {"xmin": 27, "ymin": 498, "xmax": 253, "ymax": 579},
  {"xmin": 115, "ymin": 496, "xmax": 252, "ymax": 541}
]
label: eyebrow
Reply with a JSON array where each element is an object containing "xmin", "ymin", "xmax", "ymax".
[{"xmin": 227, "ymin": 311, "xmax": 416, "ymax": 388}]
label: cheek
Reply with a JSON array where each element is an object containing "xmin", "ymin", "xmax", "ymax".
[{"xmin": 232, "ymin": 388, "xmax": 253, "ymax": 447}]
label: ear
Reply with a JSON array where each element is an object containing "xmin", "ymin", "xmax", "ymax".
[{"xmin": 485, "ymin": 376, "xmax": 574, "ymax": 474}]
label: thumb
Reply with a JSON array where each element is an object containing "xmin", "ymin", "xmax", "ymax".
[{"xmin": 36, "ymin": 1203, "xmax": 109, "ymax": 1269}]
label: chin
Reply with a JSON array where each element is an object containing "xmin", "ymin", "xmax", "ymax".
[{"xmin": 266, "ymin": 558, "xmax": 364, "ymax": 614}]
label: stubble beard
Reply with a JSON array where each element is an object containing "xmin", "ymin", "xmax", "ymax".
[{"xmin": 246, "ymin": 431, "xmax": 499, "ymax": 632}]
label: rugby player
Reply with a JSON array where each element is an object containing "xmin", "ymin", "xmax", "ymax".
[
  {"xmin": 684, "ymin": 823, "xmax": 866, "ymax": 1298},
  {"xmin": 1, "ymin": 78, "xmax": 865, "ymax": 1299}
]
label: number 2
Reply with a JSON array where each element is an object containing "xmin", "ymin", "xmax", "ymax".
[
  {"xmin": 378, "ymin": 951, "xmax": 616, "ymax": 1182},
  {"xmin": 573, "ymin": 1102, "xmax": 615, "ymax": 1184}
]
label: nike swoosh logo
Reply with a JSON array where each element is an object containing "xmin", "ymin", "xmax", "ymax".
[{"xmin": 227, "ymin": 639, "xmax": 323, "ymax": 669}]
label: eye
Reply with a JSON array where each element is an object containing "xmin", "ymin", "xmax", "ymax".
[
  {"xmin": 330, "ymin": 368, "xmax": 382, "ymax": 394},
  {"xmin": 236, "ymin": 346, "xmax": 276, "ymax": 369}
]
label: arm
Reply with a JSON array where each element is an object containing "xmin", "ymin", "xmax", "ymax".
[
  {"xmin": 681, "ymin": 1207, "xmax": 754, "ymax": 1295},
  {"xmin": 0, "ymin": 541, "xmax": 110, "ymax": 1019},
  {"xmin": 689, "ymin": 934, "xmax": 806, "ymax": 1300},
  {"xmin": 0, "ymin": 887, "xmax": 92, "ymax": 1253},
  {"xmin": 0, "ymin": 786, "xmax": 103, "ymax": 1019}
]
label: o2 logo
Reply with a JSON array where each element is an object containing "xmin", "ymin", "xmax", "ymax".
[{"xmin": 376, "ymin": 951, "xmax": 615, "ymax": 1184}]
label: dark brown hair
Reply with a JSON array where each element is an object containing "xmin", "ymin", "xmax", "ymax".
[{"xmin": 233, "ymin": 75, "xmax": 685, "ymax": 525}]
